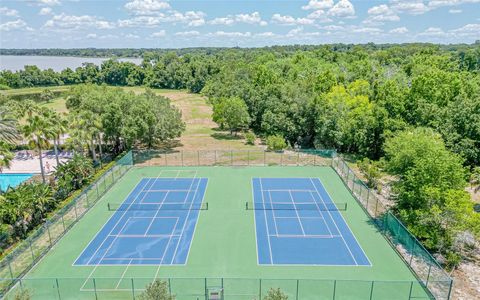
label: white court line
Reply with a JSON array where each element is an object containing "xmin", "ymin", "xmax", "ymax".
[
  {"xmin": 274, "ymin": 216, "xmax": 324, "ymax": 220},
  {"xmin": 80, "ymin": 178, "xmax": 156, "ymax": 290},
  {"xmin": 154, "ymin": 211, "xmax": 180, "ymax": 279},
  {"xmin": 115, "ymin": 259, "xmax": 132, "ymax": 289},
  {"xmin": 310, "ymin": 178, "xmax": 358, "ymax": 265},
  {"xmin": 307, "ymin": 190, "xmax": 333, "ymax": 236},
  {"xmin": 269, "ymin": 234, "xmax": 340, "ymax": 238},
  {"xmin": 259, "ymin": 178, "xmax": 274, "ymax": 264},
  {"xmin": 144, "ymin": 191, "xmax": 169, "ymax": 236},
  {"xmin": 109, "ymin": 234, "xmax": 182, "ymax": 238},
  {"xmin": 262, "ymin": 189, "xmax": 317, "ymax": 192},
  {"xmin": 267, "ymin": 191, "xmax": 280, "ymax": 236},
  {"xmin": 168, "ymin": 173, "xmax": 201, "ymax": 264},
  {"xmin": 288, "ymin": 191, "xmax": 306, "ymax": 236}
]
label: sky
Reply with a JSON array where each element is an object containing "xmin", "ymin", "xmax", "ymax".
[{"xmin": 0, "ymin": 0, "xmax": 479, "ymax": 48}]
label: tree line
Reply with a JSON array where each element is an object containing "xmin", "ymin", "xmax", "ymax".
[{"xmin": 1, "ymin": 43, "xmax": 480, "ymax": 268}]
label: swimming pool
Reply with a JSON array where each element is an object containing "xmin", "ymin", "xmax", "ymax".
[{"xmin": 0, "ymin": 173, "xmax": 34, "ymax": 191}]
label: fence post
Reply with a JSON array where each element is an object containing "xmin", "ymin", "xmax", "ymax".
[
  {"xmin": 29, "ymin": 238, "xmax": 35, "ymax": 263},
  {"xmin": 264, "ymin": 151, "xmax": 266, "ymax": 166},
  {"xmin": 56, "ymin": 278, "xmax": 61, "ymax": 300},
  {"xmin": 259, "ymin": 279, "xmax": 262, "ymax": 300},
  {"xmin": 425, "ymin": 265, "xmax": 432, "ymax": 288},
  {"xmin": 168, "ymin": 278, "xmax": 172, "ymax": 297},
  {"xmin": 204, "ymin": 278, "xmax": 207, "ymax": 300},
  {"xmin": 231, "ymin": 150, "xmax": 233, "ymax": 166},
  {"xmin": 214, "ymin": 150, "xmax": 217, "ymax": 165},
  {"xmin": 7, "ymin": 259, "xmax": 14, "ymax": 280},
  {"xmin": 73, "ymin": 201, "xmax": 78, "ymax": 219},
  {"xmin": 366, "ymin": 190, "xmax": 370, "ymax": 213},
  {"xmin": 332, "ymin": 280, "xmax": 336, "ymax": 300},
  {"xmin": 93, "ymin": 278, "xmax": 98, "ymax": 300},
  {"xmin": 131, "ymin": 278, "xmax": 135, "ymax": 300},
  {"xmin": 165, "ymin": 151, "xmax": 168, "ymax": 166},
  {"xmin": 447, "ymin": 279, "xmax": 453, "ymax": 300},
  {"xmin": 369, "ymin": 281, "xmax": 374, "ymax": 300},
  {"xmin": 248, "ymin": 151, "xmax": 250, "ymax": 166},
  {"xmin": 181, "ymin": 151, "xmax": 184, "ymax": 166},
  {"xmin": 408, "ymin": 281, "xmax": 413, "ymax": 300},
  {"xmin": 111, "ymin": 169, "xmax": 115, "ymax": 183},
  {"xmin": 297, "ymin": 151, "xmax": 300, "ymax": 165},
  {"xmin": 313, "ymin": 154, "xmax": 316, "ymax": 166},
  {"xmin": 46, "ymin": 223, "xmax": 52, "ymax": 246},
  {"xmin": 296, "ymin": 279, "xmax": 299, "ymax": 300},
  {"xmin": 280, "ymin": 152, "xmax": 283, "ymax": 166},
  {"xmin": 374, "ymin": 198, "xmax": 379, "ymax": 218},
  {"xmin": 95, "ymin": 183, "xmax": 99, "ymax": 198}
]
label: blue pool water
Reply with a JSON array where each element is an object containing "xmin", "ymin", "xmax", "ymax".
[{"xmin": 0, "ymin": 173, "xmax": 34, "ymax": 191}]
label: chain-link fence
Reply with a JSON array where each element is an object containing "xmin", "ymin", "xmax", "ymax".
[
  {"xmin": 0, "ymin": 151, "xmax": 133, "ymax": 296},
  {"xmin": 2, "ymin": 277, "xmax": 434, "ymax": 300},
  {"xmin": 132, "ymin": 149, "xmax": 336, "ymax": 167},
  {"xmin": 331, "ymin": 156, "xmax": 453, "ymax": 300}
]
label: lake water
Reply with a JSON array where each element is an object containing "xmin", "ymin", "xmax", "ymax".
[{"xmin": 0, "ymin": 55, "xmax": 143, "ymax": 72}]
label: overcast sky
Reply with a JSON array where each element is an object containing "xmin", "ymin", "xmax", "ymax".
[{"xmin": 0, "ymin": 0, "xmax": 479, "ymax": 48}]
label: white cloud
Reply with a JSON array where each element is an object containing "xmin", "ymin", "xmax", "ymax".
[
  {"xmin": 391, "ymin": 0, "xmax": 430, "ymax": 15},
  {"xmin": 428, "ymin": 0, "xmax": 480, "ymax": 9},
  {"xmin": 125, "ymin": 33, "xmax": 140, "ymax": 39},
  {"xmin": 364, "ymin": 4, "xmax": 399, "ymax": 25},
  {"xmin": 302, "ymin": 0, "xmax": 334, "ymax": 10},
  {"xmin": 0, "ymin": 7, "xmax": 19, "ymax": 17},
  {"xmin": 390, "ymin": 26, "xmax": 409, "ymax": 34},
  {"xmin": 118, "ymin": 10, "xmax": 206, "ymax": 27},
  {"xmin": 39, "ymin": 7, "xmax": 52, "ymax": 15},
  {"xmin": 0, "ymin": 19, "xmax": 29, "ymax": 31},
  {"xmin": 38, "ymin": 0, "xmax": 60, "ymax": 6},
  {"xmin": 448, "ymin": 9, "xmax": 462, "ymax": 13},
  {"xmin": 450, "ymin": 23, "xmax": 480, "ymax": 36},
  {"xmin": 208, "ymin": 31, "xmax": 252, "ymax": 38},
  {"xmin": 271, "ymin": 14, "xmax": 314, "ymax": 26},
  {"xmin": 255, "ymin": 32, "xmax": 277, "ymax": 37},
  {"xmin": 418, "ymin": 27, "xmax": 447, "ymax": 37},
  {"xmin": 124, "ymin": 0, "xmax": 170, "ymax": 15},
  {"xmin": 306, "ymin": 10, "xmax": 333, "ymax": 23},
  {"xmin": 150, "ymin": 30, "xmax": 166, "ymax": 37},
  {"xmin": 286, "ymin": 26, "xmax": 320, "ymax": 38},
  {"xmin": 209, "ymin": 12, "xmax": 267, "ymax": 26},
  {"xmin": 44, "ymin": 13, "xmax": 115, "ymax": 30},
  {"xmin": 86, "ymin": 33, "xmax": 97, "ymax": 39},
  {"xmin": 328, "ymin": 0, "xmax": 355, "ymax": 18},
  {"xmin": 353, "ymin": 27, "xmax": 383, "ymax": 34},
  {"xmin": 175, "ymin": 30, "xmax": 200, "ymax": 37}
]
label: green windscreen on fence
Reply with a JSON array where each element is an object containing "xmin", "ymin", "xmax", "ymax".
[{"xmin": 331, "ymin": 156, "xmax": 453, "ymax": 300}]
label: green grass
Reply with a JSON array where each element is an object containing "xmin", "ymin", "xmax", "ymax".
[{"xmin": 8, "ymin": 166, "xmax": 430, "ymax": 300}]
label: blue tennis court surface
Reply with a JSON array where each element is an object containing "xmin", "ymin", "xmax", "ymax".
[
  {"xmin": 74, "ymin": 176, "xmax": 208, "ymax": 266},
  {"xmin": 252, "ymin": 178, "xmax": 370, "ymax": 266}
]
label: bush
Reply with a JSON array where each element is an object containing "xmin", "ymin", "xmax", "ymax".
[
  {"xmin": 12, "ymin": 289, "xmax": 31, "ymax": 300},
  {"xmin": 245, "ymin": 132, "xmax": 256, "ymax": 145},
  {"xmin": 266, "ymin": 135, "xmax": 287, "ymax": 151},
  {"xmin": 0, "ymin": 84, "xmax": 11, "ymax": 90},
  {"xmin": 357, "ymin": 158, "xmax": 381, "ymax": 190},
  {"xmin": 264, "ymin": 288, "xmax": 288, "ymax": 300},
  {"xmin": 138, "ymin": 280, "xmax": 174, "ymax": 300}
]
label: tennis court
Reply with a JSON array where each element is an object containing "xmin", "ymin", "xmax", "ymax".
[
  {"xmin": 75, "ymin": 172, "xmax": 208, "ymax": 266},
  {"xmin": 251, "ymin": 178, "xmax": 370, "ymax": 266}
]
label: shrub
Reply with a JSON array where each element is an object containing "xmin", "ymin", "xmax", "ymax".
[
  {"xmin": 263, "ymin": 288, "xmax": 288, "ymax": 300},
  {"xmin": 245, "ymin": 132, "xmax": 256, "ymax": 145},
  {"xmin": 357, "ymin": 158, "xmax": 381, "ymax": 190},
  {"xmin": 138, "ymin": 280, "xmax": 174, "ymax": 300},
  {"xmin": 266, "ymin": 135, "xmax": 287, "ymax": 151},
  {"xmin": 12, "ymin": 289, "xmax": 31, "ymax": 300}
]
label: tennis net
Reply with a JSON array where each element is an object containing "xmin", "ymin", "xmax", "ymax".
[
  {"xmin": 245, "ymin": 201, "xmax": 347, "ymax": 211},
  {"xmin": 107, "ymin": 202, "xmax": 209, "ymax": 211}
]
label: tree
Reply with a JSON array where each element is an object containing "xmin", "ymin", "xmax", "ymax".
[
  {"xmin": 138, "ymin": 280, "xmax": 174, "ymax": 300},
  {"xmin": 212, "ymin": 97, "xmax": 250, "ymax": 135},
  {"xmin": 0, "ymin": 109, "xmax": 19, "ymax": 144},
  {"xmin": 22, "ymin": 114, "xmax": 52, "ymax": 183},
  {"xmin": 0, "ymin": 141, "xmax": 14, "ymax": 173},
  {"xmin": 263, "ymin": 288, "xmax": 288, "ymax": 300},
  {"xmin": 357, "ymin": 158, "xmax": 381, "ymax": 190},
  {"xmin": 39, "ymin": 89, "xmax": 54, "ymax": 103},
  {"xmin": 43, "ymin": 109, "xmax": 67, "ymax": 166},
  {"xmin": 266, "ymin": 135, "xmax": 287, "ymax": 151}
]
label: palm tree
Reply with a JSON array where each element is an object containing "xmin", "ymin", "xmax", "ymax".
[
  {"xmin": 22, "ymin": 114, "xmax": 52, "ymax": 184},
  {"xmin": 71, "ymin": 111, "xmax": 102, "ymax": 164},
  {"xmin": 42, "ymin": 109, "xmax": 68, "ymax": 166},
  {"xmin": 0, "ymin": 141, "xmax": 14, "ymax": 173},
  {"xmin": 0, "ymin": 109, "xmax": 19, "ymax": 144}
]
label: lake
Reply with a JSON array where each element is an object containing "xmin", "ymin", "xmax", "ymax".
[{"xmin": 0, "ymin": 55, "xmax": 143, "ymax": 72}]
